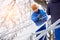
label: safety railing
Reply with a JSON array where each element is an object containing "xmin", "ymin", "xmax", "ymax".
[{"xmin": 31, "ymin": 19, "xmax": 60, "ymax": 40}]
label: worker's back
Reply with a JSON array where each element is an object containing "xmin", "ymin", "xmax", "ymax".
[{"xmin": 47, "ymin": 0, "xmax": 60, "ymax": 24}]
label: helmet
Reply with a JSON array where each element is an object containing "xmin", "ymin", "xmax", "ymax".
[{"xmin": 31, "ymin": 4, "xmax": 38, "ymax": 11}]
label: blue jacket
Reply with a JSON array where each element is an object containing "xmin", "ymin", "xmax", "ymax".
[{"xmin": 31, "ymin": 9, "xmax": 47, "ymax": 26}]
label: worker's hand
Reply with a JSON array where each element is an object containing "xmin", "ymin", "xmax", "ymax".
[
  {"xmin": 39, "ymin": 16, "xmax": 47, "ymax": 22},
  {"xmin": 37, "ymin": 14, "xmax": 42, "ymax": 19}
]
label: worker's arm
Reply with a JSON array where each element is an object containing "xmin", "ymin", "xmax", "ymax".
[
  {"xmin": 31, "ymin": 13, "xmax": 39, "ymax": 22},
  {"xmin": 39, "ymin": 10, "xmax": 47, "ymax": 20}
]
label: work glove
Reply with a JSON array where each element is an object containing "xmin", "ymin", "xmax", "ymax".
[{"xmin": 37, "ymin": 14, "xmax": 42, "ymax": 19}]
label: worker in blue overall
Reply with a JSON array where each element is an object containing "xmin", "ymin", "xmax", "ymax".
[{"xmin": 31, "ymin": 4, "xmax": 47, "ymax": 40}]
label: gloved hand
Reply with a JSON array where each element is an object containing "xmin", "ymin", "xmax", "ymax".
[
  {"xmin": 39, "ymin": 16, "xmax": 47, "ymax": 23},
  {"xmin": 37, "ymin": 14, "xmax": 42, "ymax": 19},
  {"xmin": 39, "ymin": 16, "xmax": 47, "ymax": 20}
]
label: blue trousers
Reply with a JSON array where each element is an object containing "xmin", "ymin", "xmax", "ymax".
[
  {"xmin": 36, "ymin": 24, "xmax": 47, "ymax": 40},
  {"xmin": 55, "ymin": 23, "xmax": 60, "ymax": 40}
]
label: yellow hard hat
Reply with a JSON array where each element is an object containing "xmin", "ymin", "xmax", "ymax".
[{"xmin": 31, "ymin": 4, "xmax": 38, "ymax": 11}]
